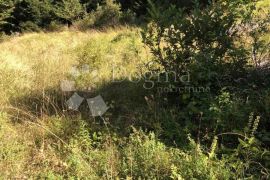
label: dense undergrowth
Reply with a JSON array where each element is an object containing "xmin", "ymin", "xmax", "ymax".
[
  {"xmin": 0, "ymin": 27, "xmax": 269, "ymax": 179},
  {"xmin": 0, "ymin": 0, "xmax": 270, "ymax": 179}
]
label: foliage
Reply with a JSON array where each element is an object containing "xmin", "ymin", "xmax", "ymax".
[
  {"xmin": 0, "ymin": 1, "xmax": 270, "ymax": 178},
  {"xmin": 74, "ymin": 0, "xmax": 123, "ymax": 29},
  {"xmin": 46, "ymin": 20, "xmax": 66, "ymax": 32},
  {"xmin": 0, "ymin": 0, "xmax": 213, "ymax": 33},
  {"xmin": 80, "ymin": 0, "xmax": 103, "ymax": 12},
  {"xmin": 118, "ymin": 0, "xmax": 209, "ymax": 17},
  {"xmin": 0, "ymin": 111, "xmax": 233, "ymax": 179},
  {"xmin": 55, "ymin": 0, "xmax": 85, "ymax": 26},
  {"xmin": 141, "ymin": 1, "xmax": 270, "ymax": 179},
  {"xmin": 90, "ymin": 0, "xmax": 122, "ymax": 27},
  {"xmin": 143, "ymin": 0, "xmax": 251, "ymax": 88},
  {"xmin": 243, "ymin": 1, "xmax": 270, "ymax": 67},
  {"xmin": 10, "ymin": 0, "xmax": 56, "ymax": 32},
  {"xmin": 0, "ymin": 0, "xmax": 14, "ymax": 32},
  {"xmin": 222, "ymin": 114, "xmax": 270, "ymax": 179}
]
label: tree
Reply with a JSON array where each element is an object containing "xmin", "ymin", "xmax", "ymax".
[
  {"xmin": 11, "ymin": 0, "xmax": 55, "ymax": 32},
  {"xmin": 92, "ymin": 0, "xmax": 122, "ymax": 27},
  {"xmin": 142, "ymin": 0, "xmax": 251, "ymax": 89},
  {"xmin": 55, "ymin": 0, "xmax": 85, "ymax": 26},
  {"xmin": 0, "ymin": 0, "xmax": 14, "ymax": 32}
]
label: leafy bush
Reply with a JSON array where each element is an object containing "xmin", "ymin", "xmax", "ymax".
[
  {"xmin": 143, "ymin": 0, "xmax": 251, "ymax": 89},
  {"xmin": 222, "ymin": 114, "xmax": 270, "ymax": 179},
  {"xmin": 75, "ymin": 0, "xmax": 122, "ymax": 29},
  {"xmin": 1, "ymin": 24, "xmax": 269, "ymax": 178},
  {"xmin": 121, "ymin": 129, "xmax": 232, "ymax": 179},
  {"xmin": 91, "ymin": 0, "xmax": 122, "ymax": 27},
  {"xmin": 140, "ymin": 1, "xmax": 270, "ymax": 178},
  {"xmin": 73, "ymin": 14, "xmax": 95, "ymax": 31},
  {"xmin": 55, "ymin": 0, "xmax": 85, "ymax": 26},
  {"xmin": 46, "ymin": 21, "xmax": 66, "ymax": 32},
  {"xmin": 45, "ymin": 121, "xmax": 233, "ymax": 179},
  {"xmin": 19, "ymin": 20, "xmax": 41, "ymax": 32}
]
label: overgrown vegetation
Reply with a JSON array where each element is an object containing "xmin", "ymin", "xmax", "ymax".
[
  {"xmin": 0, "ymin": 0, "xmax": 211, "ymax": 34},
  {"xmin": 0, "ymin": 0, "xmax": 269, "ymax": 179}
]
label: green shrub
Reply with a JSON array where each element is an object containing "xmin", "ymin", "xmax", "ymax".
[
  {"xmin": 76, "ymin": 0, "xmax": 122, "ymax": 29},
  {"xmin": 121, "ymin": 130, "xmax": 172, "ymax": 178},
  {"xmin": 143, "ymin": 0, "xmax": 251, "ymax": 88},
  {"xmin": 140, "ymin": 2, "xmax": 270, "ymax": 178},
  {"xmin": 93, "ymin": 0, "xmax": 122, "ymax": 27},
  {"xmin": 19, "ymin": 21, "xmax": 41, "ymax": 32},
  {"xmin": 46, "ymin": 21, "xmax": 65, "ymax": 32},
  {"xmin": 55, "ymin": 0, "xmax": 85, "ymax": 26},
  {"xmin": 73, "ymin": 14, "xmax": 95, "ymax": 31},
  {"xmin": 119, "ymin": 129, "xmax": 232, "ymax": 179},
  {"xmin": 221, "ymin": 114, "xmax": 270, "ymax": 179},
  {"xmin": 36, "ymin": 116, "xmax": 234, "ymax": 179}
]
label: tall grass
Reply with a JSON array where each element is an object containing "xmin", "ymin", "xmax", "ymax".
[{"xmin": 0, "ymin": 26, "xmax": 267, "ymax": 178}]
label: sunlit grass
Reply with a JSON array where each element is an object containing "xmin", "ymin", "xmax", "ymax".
[
  {"xmin": 0, "ymin": 27, "xmax": 152, "ymax": 178},
  {"xmin": 0, "ymin": 27, "xmax": 148, "ymax": 105}
]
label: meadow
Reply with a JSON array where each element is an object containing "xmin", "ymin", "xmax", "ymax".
[
  {"xmin": 0, "ymin": 26, "xmax": 246, "ymax": 179},
  {"xmin": 0, "ymin": 0, "xmax": 270, "ymax": 179},
  {"xmin": 0, "ymin": 26, "xmax": 231, "ymax": 179}
]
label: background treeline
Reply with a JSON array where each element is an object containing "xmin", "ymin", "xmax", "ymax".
[{"xmin": 0, "ymin": 0, "xmax": 209, "ymax": 33}]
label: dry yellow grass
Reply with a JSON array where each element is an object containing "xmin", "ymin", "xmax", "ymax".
[
  {"xmin": 0, "ymin": 31, "xmax": 89, "ymax": 100},
  {"xmin": 0, "ymin": 27, "xmax": 151, "ymax": 178},
  {"xmin": 0, "ymin": 27, "xmax": 148, "ymax": 106}
]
